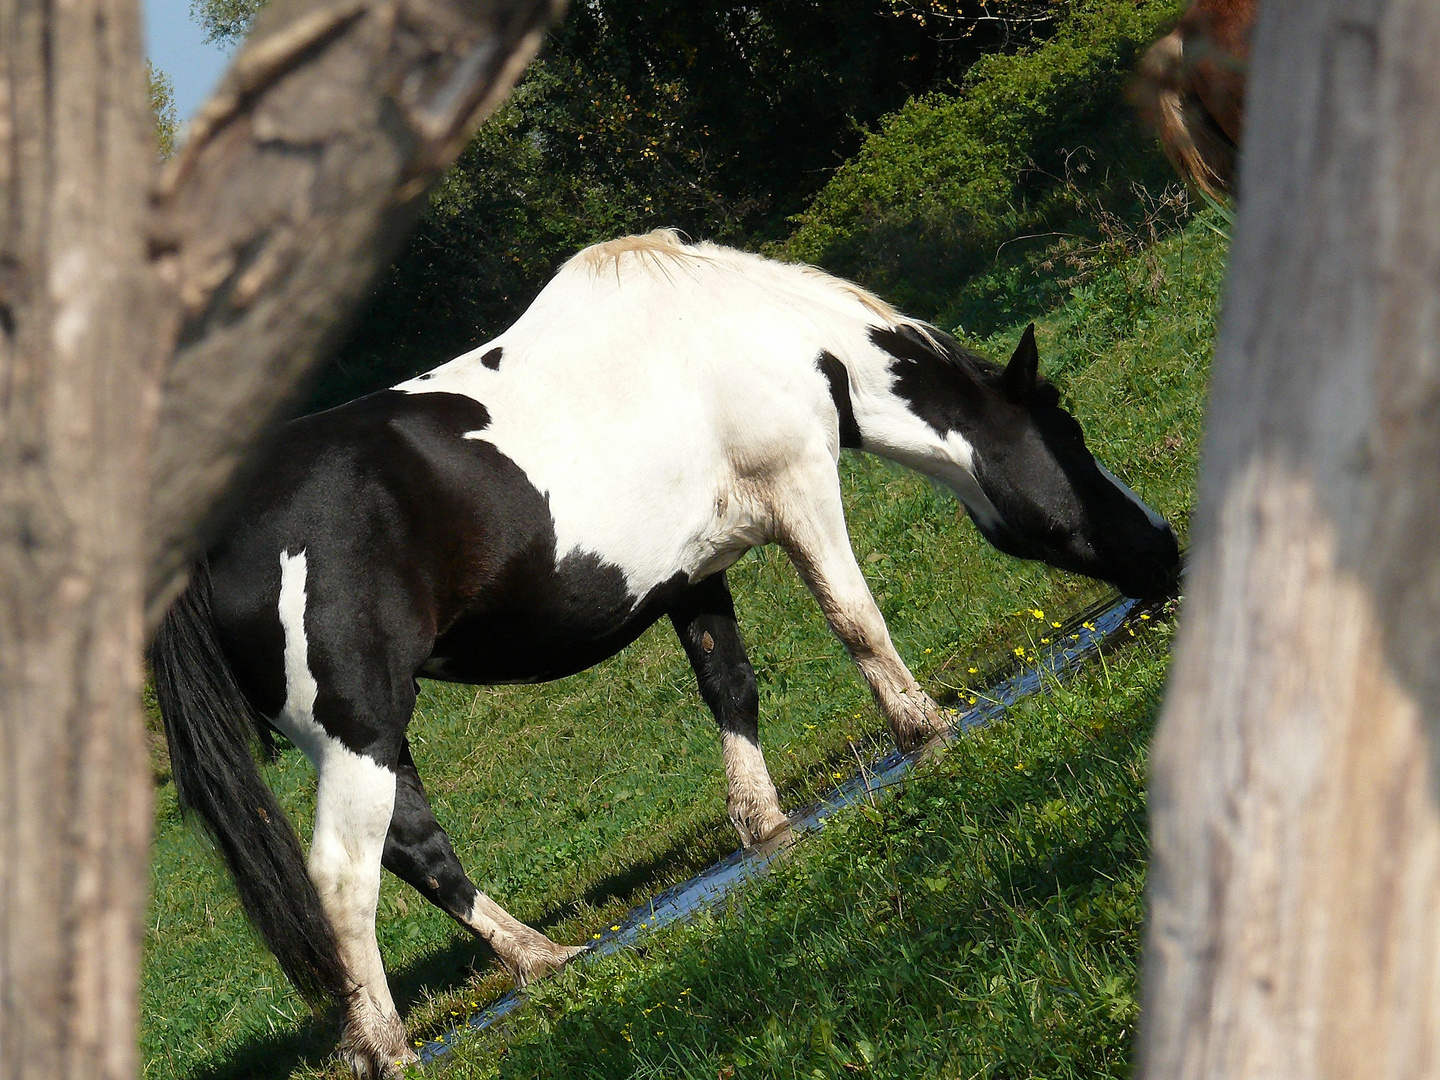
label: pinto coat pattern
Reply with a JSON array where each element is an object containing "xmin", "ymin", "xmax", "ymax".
[{"xmin": 152, "ymin": 230, "xmax": 1178, "ymax": 1078}]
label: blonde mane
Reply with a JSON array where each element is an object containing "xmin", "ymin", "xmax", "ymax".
[
  {"xmin": 792, "ymin": 264, "xmax": 902, "ymax": 323},
  {"xmin": 570, "ymin": 228, "xmax": 709, "ymax": 280},
  {"xmin": 568, "ymin": 229, "xmax": 933, "ymax": 343}
]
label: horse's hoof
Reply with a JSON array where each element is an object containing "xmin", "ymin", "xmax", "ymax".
[
  {"xmin": 752, "ymin": 815, "xmax": 800, "ymax": 854},
  {"xmin": 732, "ymin": 804, "xmax": 792, "ymax": 848},
  {"xmin": 509, "ymin": 937, "xmax": 587, "ymax": 987},
  {"xmin": 918, "ymin": 718, "xmax": 960, "ymax": 759},
  {"xmin": 890, "ymin": 690, "xmax": 950, "ymax": 752},
  {"xmin": 383, "ymin": 1048, "xmax": 421, "ymax": 1079},
  {"xmin": 340, "ymin": 998, "xmax": 415, "ymax": 1080},
  {"xmin": 343, "ymin": 1037, "xmax": 418, "ymax": 1080}
]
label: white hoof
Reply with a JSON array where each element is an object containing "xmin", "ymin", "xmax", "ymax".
[
  {"xmin": 340, "ymin": 999, "xmax": 415, "ymax": 1080},
  {"xmin": 888, "ymin": 689, "xmax": 949, "ymax": 751}
]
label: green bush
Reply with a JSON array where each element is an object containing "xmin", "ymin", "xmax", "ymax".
[
  {"xmin": 777, "ymin": 0, "xmax": 1186, "ymax": 333},
  {"xmin": 315, "ymin": 0, "xmax": 983, "ymax": 409}
]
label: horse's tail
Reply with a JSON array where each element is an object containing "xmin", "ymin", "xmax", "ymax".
[
  {"xmin": 1128, "ymin": 28, "xmax": 1237, "ymax": 200},
  {"xmin": 150, "ymin": 562, "xmax": 350, "ymax": 1005}
]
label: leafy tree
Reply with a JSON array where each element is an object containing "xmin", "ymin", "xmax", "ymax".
[
  {"xmin": 147, "ymin": 63, "xmax": 179, "ymax": 157},
  {"xmin": 316, "ymin": 0, "xmax": 1024, "ymax": 405},
  {"xmin": 186, "ymin": 0, "xmax": 1184, "ymax": 406},
  {"xmin": 191, "ymin": 0, "xmax": 262, "ymax": 43}
]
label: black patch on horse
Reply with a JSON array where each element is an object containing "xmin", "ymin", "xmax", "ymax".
[
  {"xmin": 481, "ymin": 347, "xmax": 503, "ymax": 370},
  {"xmin": 816, "ymin": 351, "xmax": 862, "ymax": 450},
  {"xmin": 868, "ymin": 323, "xmax": 1176, "ymax": 597},
  {"xmin": 868, "ymin": 324, "xmax": 1059, "ymax": 439},
  {"xmin": 207, "ymin": 388, "xmax": 693, "ymax": 758}
]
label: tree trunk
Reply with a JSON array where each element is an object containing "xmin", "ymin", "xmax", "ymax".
[
  {"xmin": 0, "ymin": 0, "xmax": 163, "ymax": 1071},
  {"xmin": 0, "ymin": 0, "xmax": 556, "ymax": 1074},
  {"xmin": 1141, "ymin": 0, "xmax": 1440, "ymax": 1075}
]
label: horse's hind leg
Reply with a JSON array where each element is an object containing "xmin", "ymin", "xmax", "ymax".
[
  {"xmin": 383, "ymin": 740, "xmax": 585, "ymax": 984},
  {"xmin": 670, "ymin": 571, "xmax": 789, "ymax": 845},
  {"xmin": 271, "ymin": 549, "xmax": 418, "ymax": 1078},
  {"xmin": 308, "ymin": 746, "xmax": 413, "ymax": 1079},
  {"xmin": 777, "ymin": 464, "xmax": 949, "ymax": 752}
]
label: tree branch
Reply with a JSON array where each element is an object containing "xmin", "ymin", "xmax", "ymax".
[{"xmin": 146, "ymin": 0, "xmax": 562, "ymax": 626}]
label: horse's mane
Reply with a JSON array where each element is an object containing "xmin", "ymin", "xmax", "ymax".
[
  {"xmin": 570, "ymin": 229, "xmax": 706, "ymax": 280},
  {"xmin": 565, "ymin": 231, "xmax": 987, "ymax": 378},
  {"xmin": 568, "ymin": 229, "xmax": 911, "ymax": 329},
  {"xmin": 788, "ymin": 264, "xmax": 901, "ymax": 324}
]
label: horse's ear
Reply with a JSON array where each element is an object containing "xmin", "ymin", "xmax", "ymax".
[{"xmin": 1001, "ymin": 323, "xmax": 1040, "ymax": 403}]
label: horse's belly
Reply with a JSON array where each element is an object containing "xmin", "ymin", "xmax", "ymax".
[
  {"xmin": 423, "ymin": 558, "xmax": 691, "ymax": 685},
  {"xmin": 420, "ymin": 622, "xmax": 648, "ymax": 685}
]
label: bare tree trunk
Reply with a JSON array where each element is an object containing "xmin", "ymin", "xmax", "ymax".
[
  {"xmin": 0, "ymin": 0, "xmax": 162, "ymax": 1071},
  {"xmin": 1141, "ymin": 1, "xmax": 1440, "ymax": 1076},
  {"xmin": 0, "ymin": 0, "xmax": 556, "ymax": 1074}
]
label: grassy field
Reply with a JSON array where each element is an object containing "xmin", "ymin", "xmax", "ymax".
[
  {"xmin": 435, "ymin": 607, "xmax": 1176, "ymax": 1080},
  {"xmin": 140, "ymin": 215, "xmax": 1225, "ymax": 1079}
]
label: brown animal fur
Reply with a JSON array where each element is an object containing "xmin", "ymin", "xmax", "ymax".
[{"xmin": 1130, "ymin": 0, "xmax": 1254, "ymax": 198}]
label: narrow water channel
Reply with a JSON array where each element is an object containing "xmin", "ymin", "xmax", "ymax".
[{"xmin": 418, "ymin": 589, "xmax": 1165, "ymax": 1062}]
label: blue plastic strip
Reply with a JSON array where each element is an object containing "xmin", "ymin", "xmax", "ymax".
[{"xmin": 417, "ymin": 593, "xmax": 1145, "ymax": 1063}]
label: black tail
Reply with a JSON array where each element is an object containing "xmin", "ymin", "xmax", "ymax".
[{"xmin": 150, "ymin": 562, "xmax": 350, "ymax": 1004}]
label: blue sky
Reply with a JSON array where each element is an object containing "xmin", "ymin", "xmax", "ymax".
[{"xmin": 143, "ymin": 0, "xmax": 232, "ymax": 120}]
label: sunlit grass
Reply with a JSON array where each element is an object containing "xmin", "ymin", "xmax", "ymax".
[{"xmin": 437, "ymin": 615, "xmax": 1175, "ymax": 1080}]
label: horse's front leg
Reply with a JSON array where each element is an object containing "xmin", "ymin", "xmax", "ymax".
[
  {"xmin": 669, "ymin": 571, "xmax": 790, "ymax": 846},
  {"xmin": 777, "ymin": 465, "xmax": 950, "ymax": 753},
  {"xmin": 383, "ymin": 740, "xmax": 585, "ymax": 984},
  {"xmin": 309, "ymin": 747, "xmax": 416, "ymax": 1079}
]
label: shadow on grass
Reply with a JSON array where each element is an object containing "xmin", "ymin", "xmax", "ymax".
[
  {"xmin": 184, "ymin": 810, "xmax": 747, "ymax": 1080},
  {"xmin": 182, "ymin": 630, "xmax": 1156, "ymax": 1080},
  {"xmin": 187, "ymin": 933, "xmax": 496, "ymax": 1080}
]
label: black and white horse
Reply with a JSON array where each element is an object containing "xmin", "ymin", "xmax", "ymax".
[{"xmin": 152, "ymin": 230, "xmax": 1178, "ymax": 1077}]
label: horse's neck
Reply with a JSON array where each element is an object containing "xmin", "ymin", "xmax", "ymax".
[
  {"xmin": 836, "ymin": 331, "xmax": 953, "ymax": 469},
  {"xmin": 836, "ymin": 329, "xmax": 1000, "ymax": 525}
]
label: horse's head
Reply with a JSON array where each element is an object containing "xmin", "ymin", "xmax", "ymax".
[{"xmin": 879, "ymin": 323, "xmax": 1181, "ymax": 598}]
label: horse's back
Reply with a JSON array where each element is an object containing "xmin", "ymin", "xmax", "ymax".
[{"xmin": 397, "ymin": 244, "xmax": 864, "ymax": 597}]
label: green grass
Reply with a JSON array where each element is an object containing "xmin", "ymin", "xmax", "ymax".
[
  {"xmin": 437, "ymin": 612, "xmax": 1175, "ymax": 1080},
  {"xmin": 140, "ymin": 215, "xmax": 1225, "ymax": 1080}
]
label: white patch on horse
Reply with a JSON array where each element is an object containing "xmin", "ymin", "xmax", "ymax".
[
  {"xmin": 277, "ymin": 550, "xmax": 319, "ymax": 743},
  {"xmin": 457, "ymin": 892, "xmax": 586, "ymax": 986},
  {"xmin": 719, "ymin": 731, "xmax": 788, "ymax": 845},
  {"xmin": 275, "ymin": 551, "xmax": 412, "ymax": 1074},
  {"xmin": 395, "ymin": 232, "xmax": 1008, "ymax": 603},
  {"xmin": 842, "ymin": 377, "xmax": 1006, "ymax": 532},
  {"xmin": 770, "ymin": 458, "xmax": 951, "ymax": 753}
]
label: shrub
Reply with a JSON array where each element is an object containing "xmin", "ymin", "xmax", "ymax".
[
  {"xmin": 776, "ymin": 0, "xmax": 1186, "ymax": 333},
  {"xmin": 315, "ymin": 0, "xmax": 981, "ymax": 408}
]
